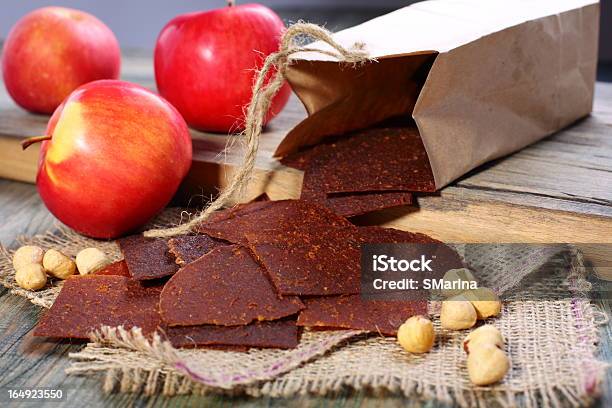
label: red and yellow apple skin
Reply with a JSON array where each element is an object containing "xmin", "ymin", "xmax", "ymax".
[
  {"xmin": 154, "ymin": 3, "xmax": 291, "ymax": 133},
  {"xmin": 2, "ymin": 7, "xmax": 121, "ymax": 114},
  {"xmin": 36, "ymin": 80, "xmax": 192, "ymax": 239}
]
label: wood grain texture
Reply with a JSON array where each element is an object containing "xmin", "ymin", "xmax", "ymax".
[{"xmin": 0, "ymin": 180, "xmax": 55, "ymax": 246}]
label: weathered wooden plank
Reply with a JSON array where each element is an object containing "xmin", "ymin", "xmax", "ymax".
[
  {"xmin": 377, "ymin": 190, "xmax": 612, "ymax": 244},
  {"xmin": 456, "ymin": 155, "xmax": 612, "ymax": 205},
  {"xmin": 0, "ymin": 138, "xmax": 40, "ymax": 184},
  {"xmin": 0, "ymin": 180, "xmax": 55, "ymax": 247}
]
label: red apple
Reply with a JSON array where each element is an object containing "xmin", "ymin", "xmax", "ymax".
[
  {"xmin": 154, "ymin": 2, "xmax": 291, "ymax": 133},
  {"xmin": 2, "ymin": 7, "xmax": 121, "ymax": 114},
  {"xmin": 30, "ymin": 80, "xmax": 192, "ymax": 239}
]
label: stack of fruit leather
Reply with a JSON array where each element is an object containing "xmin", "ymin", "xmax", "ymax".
[
  {"xmin": 281, "ymin": 126, "xmax": 435, "ymax": 217},
  {"xmin": 33, "ymin": 195, "xmax": 456, "ymax": 350}
]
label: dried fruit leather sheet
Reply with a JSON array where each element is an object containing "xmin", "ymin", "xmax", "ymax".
[
  {"xmin": 321, "ymin": 191, "xmax": 413, "ymax": 217},
  {"xmin": 280, "ymin": 147, "xmax": 318, "ymax": 171},
  {"xmin": 246, "ymin": 226, "xmax": 362, "ymax": 296},
  {"xmin": 252, "ymin": 193, "xmax": 270, "ymax": 202},
  {"xmin": 166, "ymin": 319, "xmax": 299, "ymax": 349},
  {"xmin": 358, "ymin": 226, "xmax": 463, "ymax": 270},
  {"xmin": 243, "ymin": 219, "xmax": 451, "ymax": 297},
  {"xmin": 297, "ymin": 294, "xmax": 427, "ymax": 336},
  {"xmin": 196, "ymin": 199, "xmax": 352, "ymax": 246},
  {"xmin": 357, "ymin": 226, "xmax": 463, "ymax": 297},
  {"xmin": 300, "ymin": 127, "xmax": 435, "ymax": 196},
  {"xmin": 33, "ymin": 275, "xmax": 162, "ymax": 339},
  {"xmin": 357, "ymin": 226, "xmax": 439, "ymax": 244},
  {"xmin": 94, "ymin": 260, "xmax": 131, "ymax": 277},
  {"xmin": 160, "ymin": 245, "xmax": 303, "ymax": 327},
  {"xmin": 118, "ymin": 235, "xmax": 179, "ymax": 280},
  {"xmin": 33, "ymin": 273, "xmax": 299, "ymax": 349},
  {"xmin": 197, "ymin": 193, "xmax": 270, "ymax": 227},
  {"xmin": 168, "ymin": 234, "xmax": 228, "ymax": 266}
]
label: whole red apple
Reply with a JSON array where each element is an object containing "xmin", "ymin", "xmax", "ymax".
[
  {"xmin": 2, "ymin": 7, "xmax": 121, "ymax": 114},
  {"xmin": 30, "ymin": 80, "xmax": 192, "ymax": 239},
  {"xmin": 154, "ymin": 2, "xmax": 291, "ymax": 133}
]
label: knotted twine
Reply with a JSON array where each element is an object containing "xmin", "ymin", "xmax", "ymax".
[{"xmin": 144, "ymin": 23, "xmax": 370, "ymax": 238}]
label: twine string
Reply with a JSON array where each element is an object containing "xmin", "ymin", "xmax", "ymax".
[{"xmin": 144, "ymin": 23, "xmax": 369, "ymax": 238}]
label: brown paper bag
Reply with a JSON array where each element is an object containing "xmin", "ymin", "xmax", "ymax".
[{"xmin": 276, "ymin": 0, "xmax": 599, "ymax": 189}]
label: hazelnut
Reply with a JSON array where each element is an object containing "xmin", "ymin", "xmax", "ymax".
[
  {"xmin": 440, "ymin": 294, "xmax": 477, "ymax": 330},
  {"xmin": 12, "ymin": 245, "xmax": 44, "ymax": 271},
  {"xmin": 441, "ymin": 268, "xmax": 477, "ymax": 297},
  {"xmin": 43, "ymin": 249, "xmax": 76, "ymax": 279},
  {"xmin": 463, "ymin": 287, "xmax": 501, "ymax": 319},
  {"xmin": 76, "ymin": 248, "xmax": 110, "ymax": 275},
  {"xmin": 467, "ymin": 344, "xmax": 510, "ymax": 385},
  {"xmin": 463, "ymin": 324, "xmax": 504, "ymax": 353},
  {"xmin": 397, "ymin": 315, "xmax": 435, "ymax": 354},
  {"xmin": 15, "ymin": 263, "xmax": 47, "ymax": 291}
]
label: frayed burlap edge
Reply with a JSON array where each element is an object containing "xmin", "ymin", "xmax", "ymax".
[
  {"xmin": 63, "ymin": 300, "xmax": 609, "ymax": 408},
  {"xmin": 67, "ymin": 326, "xmax": 367, "ymax": 395}
]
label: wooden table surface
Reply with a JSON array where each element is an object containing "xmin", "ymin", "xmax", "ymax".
[{"xmin": 0, "ymin": 8, "xmax": 611, "ymax": 407}]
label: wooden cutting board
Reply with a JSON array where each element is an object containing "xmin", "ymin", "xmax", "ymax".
[{"xmin": 1, "ymin": 53, "xmax": 611, "ymax": 277}]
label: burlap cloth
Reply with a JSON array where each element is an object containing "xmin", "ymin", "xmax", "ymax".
[{"xmin": 0, "ymin": 209, "xmax": 608, "ymax": 407}]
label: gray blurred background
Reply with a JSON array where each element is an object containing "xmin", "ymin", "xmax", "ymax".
[{"xmin": 0, "ymin": 0, "xmax": 610, "ymax": 79}]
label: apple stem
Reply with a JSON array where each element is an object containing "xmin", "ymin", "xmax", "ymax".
[
  {"xmin": 21, "ymin": 135, "xmax": 51, "ymax": 150},
  {"xmin": 227, "ymin": 0, "xmax": 235, "ymax": 7}
]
